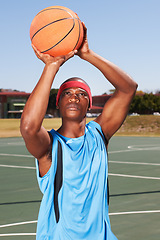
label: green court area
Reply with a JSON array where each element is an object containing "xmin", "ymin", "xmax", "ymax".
[{"xmin": 0, "ymin": 136, "xmax": 160, "ymax": 239}]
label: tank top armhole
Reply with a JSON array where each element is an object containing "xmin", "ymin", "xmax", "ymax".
[{"xmin": 88, "ymin": 121, "xmax": 108, "ymax": 146}]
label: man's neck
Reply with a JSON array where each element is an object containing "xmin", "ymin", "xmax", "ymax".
[{"xmin": 57, "ymin": 118, "xmax": 86, "ymax": 138}]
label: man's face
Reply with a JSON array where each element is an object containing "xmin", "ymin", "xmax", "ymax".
[{"xmin": 58, "ymin": 87, "xmax": 90, "ymax": 121}]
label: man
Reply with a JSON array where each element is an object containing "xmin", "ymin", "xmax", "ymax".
[{"xmin": 20, "ymin": 24, "xmax": 138, "ymax": 239}]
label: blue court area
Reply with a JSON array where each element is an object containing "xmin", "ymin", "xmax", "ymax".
[{"xmin": 0, "ymin": 136, "xmax": 160, "ymax": 239}]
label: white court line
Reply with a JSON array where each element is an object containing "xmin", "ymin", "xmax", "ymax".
[
  {"xmin": 1, "ymin": 209, "xmax": 160, "ymax": 230},
  {"xmin": 7, "ymin": 142, "xmax": 25, "ymax": 146},
  {"xmin": 0, "ymin": 153, "xmax": 32, "ymax": 158},
  {"xmin": 109, "ymin": 210, "xmax": 160, "ymax": 216},
  {"xmin": 0, "ymin": 220, "xmax": 37, "ymax": 228},
  {"xmin": 109, "ymin": 148, "xmax": 160, "ymax": 154},
  {"xmin": 0, "ymin": 233, "xmax": 36, "ymax": 236},
  {"xmin": 1, "ymin": 210, "xmax": 160, "ymax": 236},
  {"xmin": 0, "ymin": 142, "xmax": 24, "ymax": 147},
  {"xmin": 109, "ymin": 145, "xmax": 160, "ymax": 154},
  {"xmin": 0, "ymin": 164, "xmax": 36, "ymax": 170},
  {"xmin": 109, "ymin": 173, "xmax": 160, "ymax": 180},
  {"xmin": 128, "ymin": 144, "xmax": 160, "ymax": 150},
  {"xmin": 109, "ymin": 160, "xmax": 160, "ymax": 166},
  {"xmin": 109, "ymin": 149, "xmax": 134, "ymax": 154}
]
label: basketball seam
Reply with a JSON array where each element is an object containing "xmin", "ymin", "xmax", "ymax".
[
  {"xmin": 41, "ymin": 18, "xmax": 76, "ymax": 54},
  {"xmin": 37, "ymin": 7, "xmax": 76, "ymax": 17},
  {"xmin": 72, "ymin": 19, "xmax": 82, "ymax": 51},
  {"xmin": 31, "ymin": 17, "xmax": 78, "ymax": 41}
]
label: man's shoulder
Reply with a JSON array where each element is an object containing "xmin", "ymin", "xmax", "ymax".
[
  {"xmin": 86, "ymin": 120, "xmax": 102, "ymax": 131},
  {"xmin": 87, "ymin": 120, "xmax": 108, "ymax": 145}
]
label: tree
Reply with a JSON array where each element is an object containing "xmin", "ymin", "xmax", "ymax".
[
  {"xmin": 47, "ymin": 88, "xmax": 59, "ymax": 116},
  {"xmin": 129, "ymin": 93, "xmax": 160, "ymax": 114}
]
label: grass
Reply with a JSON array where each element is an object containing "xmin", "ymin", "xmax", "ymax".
[
  {"xmin": 0, "ymin": 118, "xmax": 62, "ymax": 138},
  {"xmin": 0, "ymin": 115, "xmax": 160, "ymax": 138},
  {"xmin": 116, "ymin": 115, "xmax": 160, "ymax": 137}
]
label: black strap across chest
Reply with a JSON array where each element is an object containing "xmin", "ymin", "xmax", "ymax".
[
  {"xmin": 96, "ymin": 128, "xmax": 110, "ymax": 206},
  {"xmin": 54, "ymin": 140, "xmax": 63, "ymax": 223}
]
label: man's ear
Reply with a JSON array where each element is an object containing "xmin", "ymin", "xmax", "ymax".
[{"xmin": 88, "ymin": 102, "xmax": 90, "ymax": 111}]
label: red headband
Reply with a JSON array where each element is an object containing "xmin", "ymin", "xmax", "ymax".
[{"xmin": 56, "ymin": 81, "xmax": 92, "ymax": 108}]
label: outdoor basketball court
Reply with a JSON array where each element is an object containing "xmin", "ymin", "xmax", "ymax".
[{"xmin": 0, "ymin": 136, "xmax": 160, "ymax": 239}]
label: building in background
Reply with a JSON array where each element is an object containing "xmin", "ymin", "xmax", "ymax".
[
  {"xmin": 0, "ymin": 90, "xmax": 30, "ymax": 118},
  {"xmin": 87, "ymin": 94, "xmax": 111, "ymax": 117}
]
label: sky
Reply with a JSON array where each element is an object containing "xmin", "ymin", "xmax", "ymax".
[{"xmin": 0, "ymin": 0, "xmax": 160, "ymax": 96}]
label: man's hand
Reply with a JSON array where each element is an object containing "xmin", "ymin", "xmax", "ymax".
[
  {"xmin": 76, "ymin": 23, "xmax": 90, "ymax": 59},
  {"xmin": 32, "ymin": 44, "xmax": 77, "ymax": 67}
]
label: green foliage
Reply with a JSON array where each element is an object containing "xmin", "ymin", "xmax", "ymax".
[
  {"xmin": 130, "ymin": 93, "xmax": 160, "ymax": 114},
  {"xmin": 47, "ymin": 88, "xmax": 59, "ymax": 110}
]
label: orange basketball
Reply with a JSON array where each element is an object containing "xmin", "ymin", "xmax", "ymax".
[{"xmin": 30, "ymin": 6, "xmax": 84, "ymax": 57}]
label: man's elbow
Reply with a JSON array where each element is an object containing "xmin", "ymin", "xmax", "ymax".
[
  {"xmin": 128, "ymin": 80, "xmax": 138, "ymax": 97},
  {"xmin": 132, "ymin": 81, "xmax": 138, "ymax": 93},
  {"xmin": 20, "ymin": 116, "xmax": 38, "ymax": 139}
]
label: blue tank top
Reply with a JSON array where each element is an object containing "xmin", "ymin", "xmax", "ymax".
[{"xmin": 35, "ymin": 121, "xmax": 117, "ymax": 240}]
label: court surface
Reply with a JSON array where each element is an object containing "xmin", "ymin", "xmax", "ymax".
[{"xmin": 0, "ymin": 136, "xmax": 160, "ymax": 239}]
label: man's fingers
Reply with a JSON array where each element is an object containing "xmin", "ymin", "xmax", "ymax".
[
  {"xmin": 64, "ymin": 50, "xmax": 77, "ymax": 61},
  {"xmin": 31, "ymin": 44, "xmax": 41, "ymax": 58}
]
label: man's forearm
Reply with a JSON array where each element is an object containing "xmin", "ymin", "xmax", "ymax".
[{"xmin": 21, "ymin": 63, "xmax": 59, "ymax": 134}]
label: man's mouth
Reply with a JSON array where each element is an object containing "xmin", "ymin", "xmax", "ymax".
[{"xmin": 66, "ymin": 103, "xmax": 79, "ymax": 110}]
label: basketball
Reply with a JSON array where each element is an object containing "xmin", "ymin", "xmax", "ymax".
[{"xmin": 30, "ymin": 6, "xmax": 84, "ymax": 57}]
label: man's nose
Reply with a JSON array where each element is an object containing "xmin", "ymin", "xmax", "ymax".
[{"xmin": 69, "ymin": 93, "xmax": 79, "ymax": 102}]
